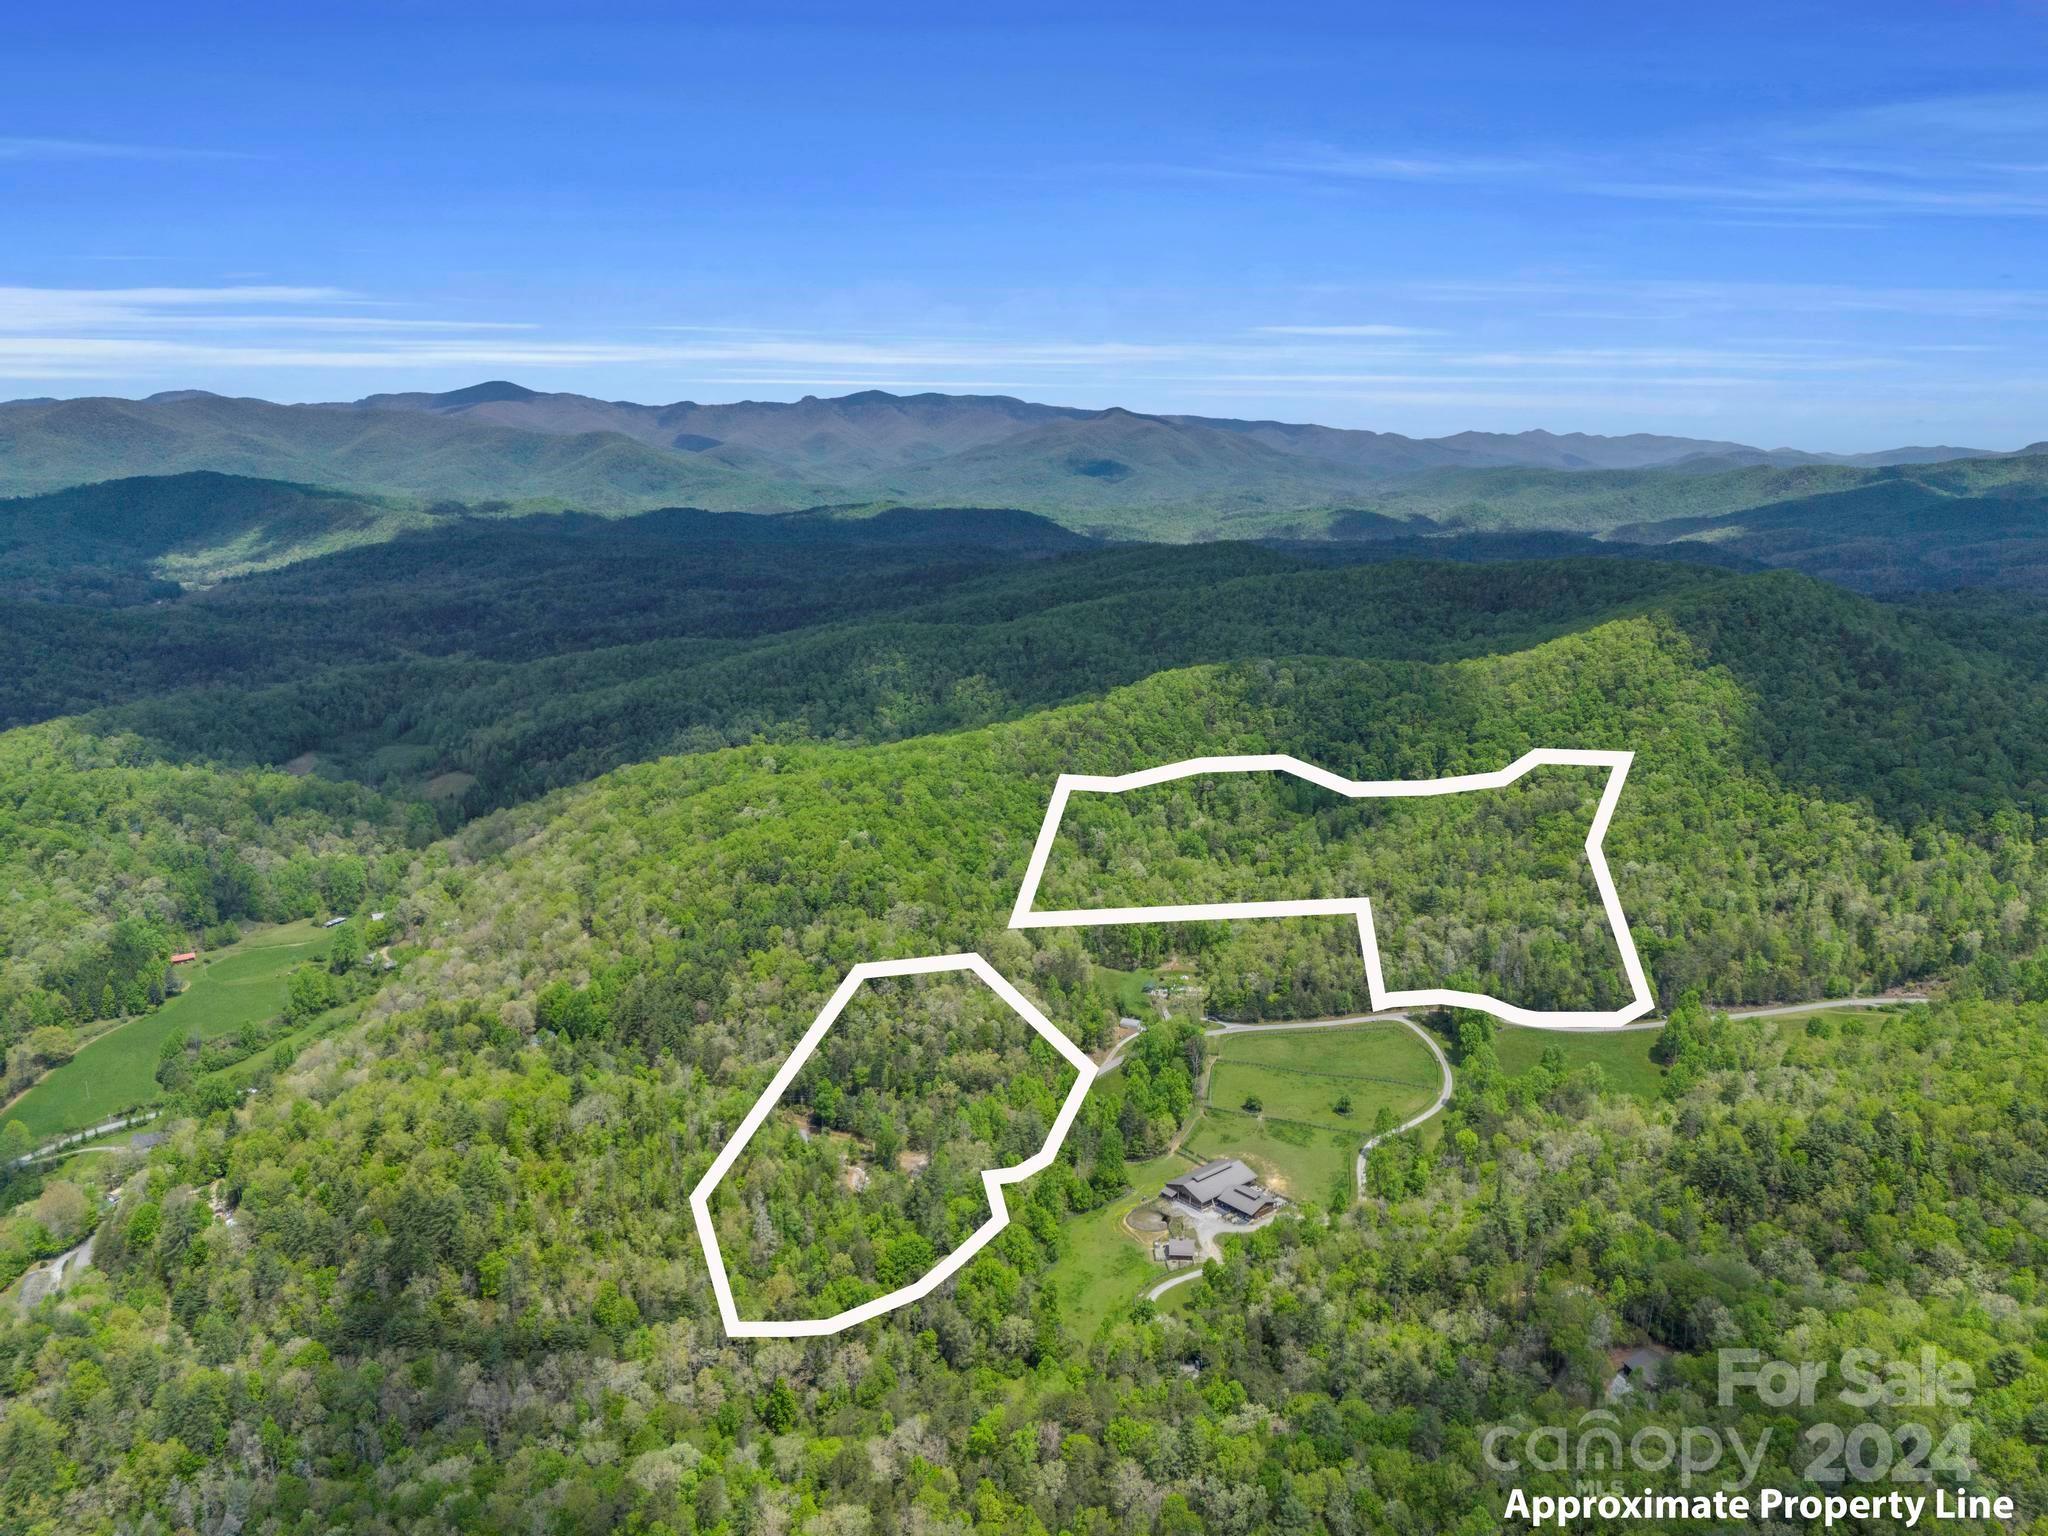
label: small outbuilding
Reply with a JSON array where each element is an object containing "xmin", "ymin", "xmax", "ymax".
[{"xmin": 1605, "ymin": 1344, "xmax": 1675, "ymax": 1400}]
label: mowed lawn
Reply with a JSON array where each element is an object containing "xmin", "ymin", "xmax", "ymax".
[
  {"xmin": 1185, "ymin": 1023, "xmax": 1441, "ymax": 1200},
  {"xmin": 1042, "ymin": 1151, "xmax": 1189, "ymax": 1339},
  {"xmin": 1091, "ymin": 965, "xmax": 1161, "ymax": 1019},
  {"xmin": 7, "ymin": 921, "xmax": 332, "ymax": 1141}
]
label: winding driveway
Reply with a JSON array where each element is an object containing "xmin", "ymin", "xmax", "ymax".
[{"xmin": 1136, "ymin": 992, "xmax": 1925, "ymax": 1304}]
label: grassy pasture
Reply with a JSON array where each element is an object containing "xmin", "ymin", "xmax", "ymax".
[
  {"xmin": 1185, "ymin": 1022, "xmax": 1441, "ymax": 1199},
  {"xmin": 1491, "ymin": 1023, "xmax": 1666, "ymax": 1099},
  {"xmin": 1041, "ymin": 1152, "xmax": 1189, "ymax": 1339},
  {"xmin": 7, "ymin": 921, "xmax": 332, "ymax": 1141}
]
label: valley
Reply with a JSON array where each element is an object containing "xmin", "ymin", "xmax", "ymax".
[
  {"xmin": 12, "ymin": 7, "xmax": 2048, "ymax": 1529},
  {"xmin": 3, "ymin": 389, "xmax": 2047, "ymax": 1534}
]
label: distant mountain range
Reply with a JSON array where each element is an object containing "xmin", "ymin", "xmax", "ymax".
[
  {"xmin": 4, "ymin": 385, "xmax": 2048, "ymax": 589},
  {"xmin": 3, "ymin": 382, "xmax": 2036, "ymax": 529},
  {"xmin": 340, "ymin": 379, "xmax": 2015, "ymax": 477}
]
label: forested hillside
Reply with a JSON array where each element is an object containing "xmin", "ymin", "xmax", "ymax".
[
  {"xmin": 374, "ymin": 624, "xmax": 2043, "ymax": 1055},
  {"xmin": 0, "ymin": 474, "xmax": 438, "ymax": 603},
  {"xmin": 0, "ymin": 723, "xmax": 419, "ymax": 1071},
  {"xmin": 1037, "ymin": 762, "xmax": 1634, "ymax": 1009},
  {"xmin": 711, "ymin": 971, "xmax": 1081, "ymax": 1325},
  {"xmin": 4, "ymin": 477, "xmax": 2048, "ymax": 1532},
  {"xmin": 4, "ymin": 796, "xmax": 2046, "ymax": 1530},
  {"xmin": 9, "ymin": 501, "xmax": 2042, "ymax": 823},
  {"xmin": 0, "ymin": 394, "xmax": 811, "ymax": 510}
]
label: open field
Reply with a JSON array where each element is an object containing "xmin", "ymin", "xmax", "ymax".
[
  {"xmin": 1492, "ymin": 1023, "xmax": 1666, "ymax": 1099},
  {"xmin": 1042, "ymin": 1152, "xmax": 1189, "ymax": 1339},
  {"xmin": 1208, "ymin": 1022, "xmax": 1440, "ymax": 1127},
  {"xmin": 1760, "ymin": 1003, "xmax": 1925, "ymax": 1063},
  {"xmin": 1184, "ymin": 1022, "xmax": 1441, "ymax": 1199},
  {"xmin": 198, "ymin": 1000, "xmax": 359, "ymax": 1095},
  {"xmin": 1488, "ymin": 1004, "xmax": 1927, "ymax": 1102},
  {"xmin": 1091, "ymin": 965, "xmax": 1162, "ymax": 1020},
  {"xmin": 1181, "ymin": 1109, "xmax": 1363, "ymax": 1204},
  {"xmin": 6, "ymin": 921, "xmax": 333, "ymax": 1142}
]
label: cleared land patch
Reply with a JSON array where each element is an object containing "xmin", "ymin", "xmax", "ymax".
[
  {"xmin": 7, "ymin": 921, "xmax": 332, "ymax": 1141},
  {"xmin": 1492, "ymin": 1022, "xmax": 1665, "ymax": 1100},
  {"xmin": 1184, "ymin": 1023, "xmax": 1440, "ymax": 1199},
  {"xmin": 1041, "ymin": 1151, "xmax": 1189, "ymax": 1338}
]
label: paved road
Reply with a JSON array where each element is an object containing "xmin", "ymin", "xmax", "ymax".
[
  {"xmin": 1207, "ymin": 1010, "xmax": 1415, "ymax": 1036},
  {"xmin": 1719, "ymin": 995, "xmax": 1924, "ymax": 1020},
  {"xmin": 1353, "ymin": 1016, "xmax": 1455, "ymax": 1194},
  {"xmin": 12, "ymin": 1109, "xmax": 162, "ymax": 1168},
  {"xmin": 1147, "ymin": 1266, "xmax": 1205, "ymax": 1302}
]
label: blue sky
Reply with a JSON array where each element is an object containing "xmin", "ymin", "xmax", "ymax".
[{"xmin": 4, "ymin": 1, "xmax": 2045, "ymax": 448}]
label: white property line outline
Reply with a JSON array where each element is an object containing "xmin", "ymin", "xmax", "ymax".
[
  {"xmin": 689, "ymin": 953, "xmax": 1097, "ymax": 1339},
  {"xmin": 696, "ymin": 747, "xmax": 1650, "ymax": 1337},
  {"xmin": 1009, "ymin": 749, "xmax": 1654, "ymax": 1031}
]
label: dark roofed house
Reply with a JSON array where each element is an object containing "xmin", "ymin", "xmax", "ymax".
[
  {"xmin": 1162, "ymin": 1157, "xmax": 1286, "ymax": 1222},
  {"xmin": 1215, "ymin": 1182, "xmax": 1281, "ymax": 1221},
  {"xmin": 1606, "ymin": 1344, "xmax": 1675, "ymax": 1401},
  {"xmin": 1162, "ymin": 1238, "xmax": 1198, "ymax": 1264},
  {"xmin": 1162, "ymin": 1158, "xmax": 1256, "ymax": 1208}
]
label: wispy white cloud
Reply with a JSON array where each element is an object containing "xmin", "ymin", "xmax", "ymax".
[
  {"xmin": 1237, "ymin": 146, "xmax": 1543, "ymax": 184},
  {"xmin": 1251, "ymin": 323, "xmax": 1439, "ymax": 337},
  {"xmin": 1413, "ymin": 277, "xmax": 2048, "ymax": 321},
  {"xmin": 1228, "ymin": 94, "xmax": 2048, "ymax": 219},
  {"xmin": 0, "ymin": 286, "xmax": 355, "ymax": 329},
  {"xmin": 1580, "ymin": 172, "xmax": 2048, "ymax": 217},
  {"xmin": 0, "ymin": 136, "xmax": 253, "ymax": 163},
  {"xmin": 0, "ymin": 280, "xmax": 2036, "ymax": 450}
]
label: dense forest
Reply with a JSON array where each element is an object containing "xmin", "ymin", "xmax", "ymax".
[
  {"xmin": 710, "ymin": 972, "xmax": 1081, "ymax": 1325},
  {"xmin": 5, "ymin": 984, "xmax": 2041, "ymax": 1532},
  {"xmin": 1038, "ymin": 763, "xmax": 1631, "ymax": 1010},
  {"xmin": 5, "ymin": 470, "xmax": 2048, "ymax": 1532}
]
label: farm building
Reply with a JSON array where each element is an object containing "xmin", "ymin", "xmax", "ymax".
[{"xmin": 1161, "ymin": 1158, "xmax": 1284, "ymax": 1221}]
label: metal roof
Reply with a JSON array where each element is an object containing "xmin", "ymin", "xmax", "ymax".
[{"xmin": 1163, "ymin": 1157, "xmax": 1256, "ymax": 1204}]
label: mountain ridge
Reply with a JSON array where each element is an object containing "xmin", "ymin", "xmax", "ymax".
[{"xmin": 1, "ymin": 382, "xmax": 2038, "ymax": 542}]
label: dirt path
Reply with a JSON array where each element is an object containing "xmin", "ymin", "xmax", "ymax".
[{"xmin": 13, "ymin": 1231, "xmax": 96, "ymax": 1309}]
